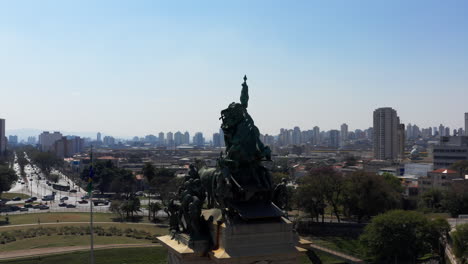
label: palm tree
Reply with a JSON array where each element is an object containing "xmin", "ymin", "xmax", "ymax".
[{"xmin": 149, "ymin": 202, "xmax": 162, "ymax": 221}]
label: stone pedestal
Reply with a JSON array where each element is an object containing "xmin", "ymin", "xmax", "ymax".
[{"xmin": 158, "ymin": 217, "xmax": 309, "ymax": 264}]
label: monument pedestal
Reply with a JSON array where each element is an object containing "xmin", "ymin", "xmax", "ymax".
[{"xmin": 158, "ymin": 217, "xmax": 309, "ymax": 264}]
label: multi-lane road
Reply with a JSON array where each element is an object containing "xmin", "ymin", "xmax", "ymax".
[{"xmin": 2, "ymin": 152, "xmax": 111, "ymax": 214}]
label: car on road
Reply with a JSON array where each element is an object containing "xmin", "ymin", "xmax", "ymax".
[
  {"xmin": 39, "ymin": 205, "xmax": 49, "ymax": 210},
  {"xmin": 24, "ymin": 203, "xmax": 33, "ymax": 208},
  {"xmin": 25, "ymin": 198, "xmax": 33, "ymax": 203},
  {"xmin": 9, "ymin": 205, "xmax": 20, "ymax": 211},
  {"xmin": 32, "ymin": 204, "xmax": 42, "ymax": 209},
  {"xmin": 19, "ymin": 207, "xmax": 28, "ymax": 211},
  {"xmin": 42, "ymin": 195, "xmax": 55, "ymax": 201},
  {"xmin": 58, "ymin": 202, "xmax": 67, "ymax": 207},
  {"xmin": 78, "ymin": 200, "xmax": 88, "ymax": 204},
  {"xmin": 66, "ymin": 204, "xmax": 76, "ymax": 208},
  {"xmin": 60, "ymin": 196, "xmax": 69, "ymax": 201},
  {"xmin": 31, "ymin": 197, "xmax": 38, "ymax": 201},
  {"xmin": 12, "ymin": 197, "xmax": 22, "ymax": 201},
  {"xmin": 93, "ymin": 200, "xmax": 110, "ymax": 206},
  {"xmin": 69, "ymin": 189, "xmax": 77, "ymax": 193}
]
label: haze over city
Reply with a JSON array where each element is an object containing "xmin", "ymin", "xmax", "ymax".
[{"xmin": 1, "ymin": 0, "xmax": 468, "ymax": 138}]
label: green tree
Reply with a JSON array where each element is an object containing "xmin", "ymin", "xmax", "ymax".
[
  {"xmin": 341, "ymin": 171, "xmax": 401, "ymax": 222},
  {"xmin": 0, "ymin": 165, "xmax": 17, "ymax": 196},
  {"xmin": 451, "ymin": 160, "xmax": 468, "ymax": 178},
  {"xmin": 109, "ymin": 169, "xmax": 137, "ymax": 197},
  {"xmin": 344, "ymin": 155, "xmax": 357, "ymax": 166},
  {"xmin": 382, "ymin": 172, "xmax": 404, "ymax": 193},
  {"xmin": 271, "ymin": 172, "xmax": 289, "ymax": 185},
  {"xmin": 16, "ymin": 151, "xmax": 29, "ymax": 178},
  {"xmin": 148, "ymin": 168, "xmax": 177, "ymax": 206},
  {"xmin": 360, "ymin": 210, "xmax": 445, "ymax": 262},
  {"xmin": 419, "ymin": 188, "xmax": 444, "ymax": 212},
  {"xmin": 303, "ymin": 166, "xmax": 344, "ymax": 222},
  {"xmin": 452, "ymin": 223, "xmax": 468, "ymax": 263},
  {"xmin": 148, "ymin": 202, "xmax": 162, "ymax": 221},
  {"xmin": 121, "ymin": 196, "xmax": 141, "ymax": 219},
  {"xmin": 81, "ymin": 160, "xmax": 135, "ymax": 195},
  {"xmin": 296, "ymin": 172, "xmax": 326, "ymax": 222},
  {"xmin": 141, "ymin": 162, "xmax": 156, "ymax": 183},
  {"xmin": 32, "ymin": 152, "xmax": 62, "ymax": 176},
  {"xmin": 441, "ymin": 182, "xmax": 468, "ymax": 217},
  {"xmin": 109, "ymin": 200, "xmax": 125, "ymax": 221}
]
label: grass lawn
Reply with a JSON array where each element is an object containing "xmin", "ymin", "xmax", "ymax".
[
  {"xmin": 0, "ymin": 246, "xmax": 341, "ymax": 264},
  {"xmin": 0, "ymin": 193, "xmax": 31, "ymax": 200},
  {"xmin": 307, "ymin": 236, "xmax": 364, "ymax": 260},
  {"xmin": 0, "ymin": 247, "xmax": 167, "ymax": 264},
  {"xmin": 6, "ymin": 212, "xmax": 150, "ymax": 225},
  {"xmin": 0, "ymin": 223, "xmax": 167, "ymax": 236},
  {"xmin": 0, "ymin": 235, "xmax": 152, "ymax": 252}
]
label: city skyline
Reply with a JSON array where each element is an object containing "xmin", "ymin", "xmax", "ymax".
[{"xmin": 1, "ymin": 1, "xmax": 468, "ymax": 136}]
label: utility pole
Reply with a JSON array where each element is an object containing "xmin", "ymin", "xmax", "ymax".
[{"xmin": 89, "ymin": 145, "xmax": 95, "ymax": 264}]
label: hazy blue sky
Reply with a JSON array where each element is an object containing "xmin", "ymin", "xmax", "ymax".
[{"xmin": 1, "ymin": 0, "xmax": 467, "ymax": 139}]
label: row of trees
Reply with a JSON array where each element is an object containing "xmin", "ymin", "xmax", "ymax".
[
  {"xmin": 0, "ymin": 151, "xmax": 16, "ymax": 197},
  {"xmin": 295, "ymin": 167, "xmax": 402, "ymax": 222},
  {"xmin": 80, "ymin": 160, "xmax": 137, "ymax": 197},
  {"xmin": 419, "ymin": 185, "xmax": 468, "ymax": 217}
]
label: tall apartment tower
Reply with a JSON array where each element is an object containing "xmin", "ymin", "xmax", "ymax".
[
  {"xmin": 97, "ymin": 132, "xmax": 102, "ymax": 142},
  {"xmin": 0, "ymin": 119, "xmax": 6, "ymax": 155},
  {"xmin": 340, "ymin": 123, "xmax": 348, "ymax": 147},
  {"xmin": 329, "ymin": 130, "xmax": 340, "ymax": 149},
  {"xmin": 465, "ymin": 113, "xmax": 468, "ymax": 136},
  {"xmin": 373, "ymin": 107, "xmax": 404, "ymax": 160}
]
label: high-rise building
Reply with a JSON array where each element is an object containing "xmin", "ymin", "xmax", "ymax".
[
  {"xmin": 54, "ymin": 136, "xmax": 85, "ymax": 158},
  {"xmin": 329, "ymin": 130, "xmax": 340, "ymax": 149},
  {"xmin": 445, "ymin": 127, "xmax": 450, "ymax": 137},
  {"xmin": 27, "ymin": 136, "xmax": 36, "ymax": 145},
  {"xmin": 184, "ymin": 131, "xmax": 190, "ymax": 145},
  {"xmin": 373, "ymin": 107, "xmax": 404, "ymax": 160},
  {"xmin": 439, "ymin": 124, "xmax": 445, "ymax": 137},
  {"xmin": 340, "ymin": 123, "xmax": 348, "ymax": 147},
  {"xmin": 38, "ymin": 131, "xmax": 63, "ymax": 152},
  {"xmin": 312, "ymin": 126, "xmax": 320, "ymax": 145},
  {"xmin": 8, "ymin": 135, "xmax": 18, "ymax": 145},
  {"xmin": 465, "ymin": 113, "xmax": 468, "ymax": 136},
  {"xmin": 166, "ymin": 132, "xmax": 174, "ymax": 146},
  {"xmin": 97, "ymin": 132, "xmax": 102, "ymax": 142},
  {"xmin": 406, "ymin": 123, "xmax": 413, "ymax": 139},
  {"xmin": 212, "ymin": 133, "xmax": 221, "ymax": 147},
  {"xmin": 0, "ymin": 119, "xmax": 5, "ymax": 155},
  {"xmin": 219, "ymin": 129, "xmax": 225, "ymax": 147},
  {"xmin": 174, "ymin": 131, "xmax": 183, "ymax": 146},
  {"xmin": 193, "ymin": 132, "xmax": 204, "ymax": 147},
  {"xmin": 433, "ymin": 136, "xmax": 468, "ymax": 169},
  {"xmin": 292, "ymin": 126, "xmax": 301, "ymax": 145},
  {"xmin": 158, "ymin": 132, "xmax": 165, "ymax": 145},
  {"xmin": 398, "ymin": 124, "xmax": 405, "ymax": 158},
  {"xmin": 103, "ymin": 136, "xmax": 115, "ymax": 146}
]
